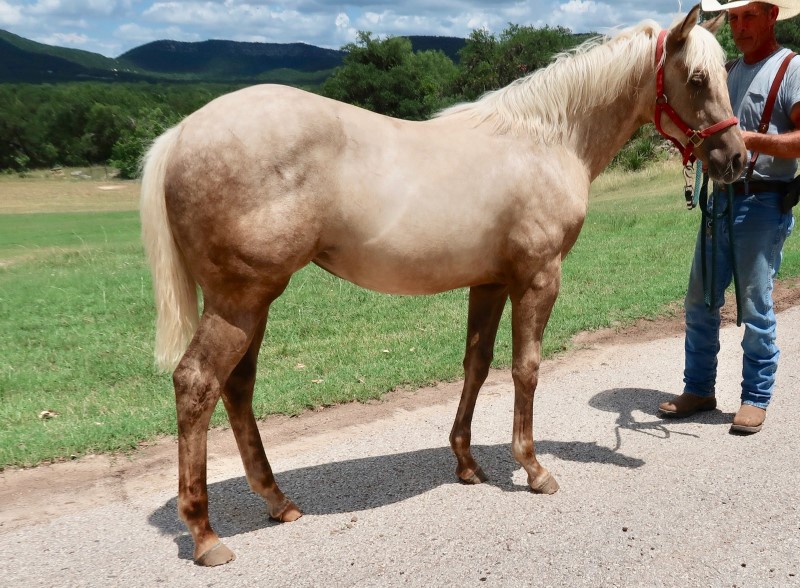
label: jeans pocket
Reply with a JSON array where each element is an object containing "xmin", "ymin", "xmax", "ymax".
[{"xmin": 749, "ymin": 192, "xmax": 781, "ymax": 209}]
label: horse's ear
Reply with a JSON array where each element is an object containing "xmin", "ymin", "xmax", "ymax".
[
  {"xmin": 669, "ymin": 4, "xmax": 702, "ymax": 49},
  {"xmin": 701, "ymin": 12, "xmax": 726, "ymax": 34}
]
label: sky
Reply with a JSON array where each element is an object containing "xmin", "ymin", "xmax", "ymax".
[{"xmin": 0, "ymin": 0, "xmax": 694, "ymax": 58}]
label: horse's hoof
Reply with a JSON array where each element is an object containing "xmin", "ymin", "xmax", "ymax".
[
  {"xmin": 457, "ymin": 466, "xmax": 488, "ymax": 484},
  {"xmin": 529, "ymin": 472, "xmax": 559, "ymax": 495},
  {"xmin": 195, "ymin": 541, "xmax": 236, "ymax": 567},
  {"xmin": 270, "ymin": 499, "xmax": 303, "ymax": 523}
]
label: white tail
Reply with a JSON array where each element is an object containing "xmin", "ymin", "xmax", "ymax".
[{"xmin": 140, "ymin": 125, "xmax": 199, "ymax": 371}]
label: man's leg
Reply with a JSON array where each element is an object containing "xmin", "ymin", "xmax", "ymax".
[
  {"xmin": 660, "ymin": 196, "xmax": 732, "ymax": 417},
  {"xmin": 730, "ymin": 192, "xmax": 793, "ymax": 432}
]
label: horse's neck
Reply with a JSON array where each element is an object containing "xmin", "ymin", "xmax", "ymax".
[{"xmin": 568, "ymin": 74, "xmax": 654, "ymax": 181}]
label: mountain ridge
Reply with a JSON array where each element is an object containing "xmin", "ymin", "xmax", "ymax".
[{"xmin": 0, "ymin": 29, "xmax": 467, "ymax": 84}]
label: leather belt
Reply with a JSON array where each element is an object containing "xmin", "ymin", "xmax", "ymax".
[{"xmin": 730, "ymin": 180, "xmax": 789, "ymax": 196}]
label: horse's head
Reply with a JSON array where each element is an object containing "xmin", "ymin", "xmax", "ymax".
[{"xmin": 654, "ymin": 4, "xmax": 746, "ymax": 183}]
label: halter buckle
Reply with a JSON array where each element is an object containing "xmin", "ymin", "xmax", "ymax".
[{"xmin": 688, "ymin": 131, "xmax": 704, "ymax": 147}]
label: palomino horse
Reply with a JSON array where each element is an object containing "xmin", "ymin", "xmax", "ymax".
[{"xmin": 140, "ymin": 6, "xmax": 744, "ymax": 565}]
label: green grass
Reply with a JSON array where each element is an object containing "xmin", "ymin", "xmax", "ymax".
[
  {"xmin": 3, "ymin": 162, "xmax": 800, "ymax": 468},
  {"xmin": 0, "ymin": 211, "xmax": 139, "ymax": 259}
]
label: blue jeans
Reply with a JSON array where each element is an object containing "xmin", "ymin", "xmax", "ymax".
[{"xmin": 684, "ymin": 189, "xmax": 794, "ymax": 409}]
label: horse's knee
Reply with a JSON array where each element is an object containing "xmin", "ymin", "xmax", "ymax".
[
  {"xmin": 464, "ymin": 346, "xmax": 493, "ymax": 377},
  {"xmin": 511, "ymin": 363, "xmax": 539, "ymax": 392}
]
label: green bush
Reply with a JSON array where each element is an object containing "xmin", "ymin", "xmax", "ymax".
[
  {"xmin": 109, "ymin": 107, "xmax": 180, "ymax": 179},
  {"xmin": 610, "ymin": 126, "xmax": 667, "ymax": 172}
]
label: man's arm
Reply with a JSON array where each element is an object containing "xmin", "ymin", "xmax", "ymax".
[{"xmin": 741, "ymin": 101, "xmax": 800, "ymax": 158}]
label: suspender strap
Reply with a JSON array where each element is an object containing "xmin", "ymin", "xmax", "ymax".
[{"xmin": 744, "ymin": 51, "xmax": 797, "ymax": 181}]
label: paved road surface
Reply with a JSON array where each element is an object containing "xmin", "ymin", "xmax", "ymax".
[{"xmin": 2, "ymin": 308, "xmax": 800, "ymax": 587}]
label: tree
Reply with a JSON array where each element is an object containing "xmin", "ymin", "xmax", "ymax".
[
  {"xmin": 110, "ymin": 107, "xmax": 179, "ymax": 179},
  {"xmin": 456, "ymin": 28, "xmax": 501, "ymax": 98},
  {"xmin": 322, "ymin": 32, "xmax": 458, "ymax": 119},
  {"xmin": 84, "ymin": 103, "xmax": 126, "ymax": 164},
  {"xmin": 714, "ymin": 22, "xmax": 738, "ymax": 61},
  {"xmin": 455, "ymin": 24, "xmax": 579, "ymax": 100},
  {"xmin": 776, "ymin": 16, "xmax": 800, "ymax": 52}
]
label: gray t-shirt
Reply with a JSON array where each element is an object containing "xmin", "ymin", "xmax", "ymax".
[{"xmin": 728, "ymin": 47, "xmax": 800, "ymax": 181}]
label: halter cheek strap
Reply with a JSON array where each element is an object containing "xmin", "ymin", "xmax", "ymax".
[{"xmin": 653, "ymin": 29, "xmax": 739, "ymax": 165}]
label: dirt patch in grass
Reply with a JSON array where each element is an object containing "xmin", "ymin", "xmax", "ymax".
[{"xmin": 0, "ymin": 175, "xmax": 139, "ymax": 214}]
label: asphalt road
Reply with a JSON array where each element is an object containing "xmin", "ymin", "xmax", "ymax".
[{"xmin": 2, "ymin": 307, "xmax": 800, "ymax": 587}]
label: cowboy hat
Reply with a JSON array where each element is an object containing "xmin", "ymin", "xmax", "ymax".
[{"xmin": 701, "ymin": 0, "xmax": 800, "ymax": 20}]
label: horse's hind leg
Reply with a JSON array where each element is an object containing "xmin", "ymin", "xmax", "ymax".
[
  {"xmin": 509, "ymin": 264, "xmax": 561, "ymax": 495},
  {"xmin": 450, "ymin": 284, "xmax": 508, "ymax": 484},
  {"xmin": 173, "ymin": 292, "xmax": 276, "ymax": 567},
  {"xmin": 221, "ymin": 308, "xmax": 302, "ymax": 525}
]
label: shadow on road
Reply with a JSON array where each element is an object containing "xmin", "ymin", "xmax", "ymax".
[
  {"xmin": 150, "ymin": 436, "xmax": 652, "ymax": 559},
  {"xmin": 588, "ymin": 387, "xmax": 736, "ymax": 450},
  {"xmin": 150, "ymin": 387, "xmax": 735, "ymax": 559}
]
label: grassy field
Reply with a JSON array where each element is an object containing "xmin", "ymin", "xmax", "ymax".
[{"xmin": 2, "ymin": 162, "xmax": 800, "ymax": 469}]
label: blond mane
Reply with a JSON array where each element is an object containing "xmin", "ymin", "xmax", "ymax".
[{"xmin": 435, "ymin": 19, "xmax": 726, "ymax": 143}]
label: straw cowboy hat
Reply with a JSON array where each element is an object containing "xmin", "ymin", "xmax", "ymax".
[{"xmin": 701, "ymin": 0, "xmax": 800, "ymax": 20}]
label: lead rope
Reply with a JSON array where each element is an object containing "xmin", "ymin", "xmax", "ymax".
[
  {"xmin": 697, "ymin": 174, "xmax": 743, "ymax": 326},
  {"xmin": 683, "ymin": 162, "xmax": 702, "ymax": 210}
]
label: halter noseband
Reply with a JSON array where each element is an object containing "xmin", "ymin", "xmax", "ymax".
[{"xmin": 654, "ymin": 29, "xmax": 739, "ymax": 165}]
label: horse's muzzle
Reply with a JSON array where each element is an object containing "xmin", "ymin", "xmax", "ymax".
[{"xmin": 705, "ymin": 139, "xmax": 746, "ymax": 184}]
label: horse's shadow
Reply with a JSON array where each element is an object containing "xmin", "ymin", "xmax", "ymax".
[{"xmin": 149, "ymin": 387, "xmax": 726, "ymax": 560}]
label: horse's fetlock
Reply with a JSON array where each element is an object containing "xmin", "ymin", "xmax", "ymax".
[{"xmin": 449, "ymin": 433, "xmax": 471, "ymax": 452}]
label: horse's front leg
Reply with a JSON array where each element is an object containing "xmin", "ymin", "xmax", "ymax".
[
  {"xmin": 510, "ymin": 262, "xmax": 561, "ymax": 494},
  {"xmin": 450, "ymin": 284, "xmax": 508, "ymax": 484}
]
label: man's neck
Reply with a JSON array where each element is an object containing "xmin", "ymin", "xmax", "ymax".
[{"xmin": 743, "ymin": 40, "xmax": 781, "ymax": 64}]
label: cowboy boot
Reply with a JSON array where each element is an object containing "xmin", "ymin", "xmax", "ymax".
[{"xmin": 658, "ymin": 392, "xmax": 717, "ymax": 418}]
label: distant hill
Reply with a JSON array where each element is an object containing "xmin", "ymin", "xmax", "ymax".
[
  {"xmin": 407, "ymin": 36, "xmax": 466, "ymax": 62},
  {"xmin": 119, "ymin": 39, "xmax": 345, "ymax": 77},
  {"xmin": 0, "ymin": 30, "xmax": 468, "ymax": 84},
  {"xmin": 0, "ymin": 29, "xmax": 148, "ymax": 82}
]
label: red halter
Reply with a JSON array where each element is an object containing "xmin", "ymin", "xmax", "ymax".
[{"xmin": 654, "ymin": 29, "xmax": 739, "ymax": 165}]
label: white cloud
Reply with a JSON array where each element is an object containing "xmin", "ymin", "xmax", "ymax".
[
  {"xmin": 117, "ymin": 21, "xmax": 198, "ymax": 44},
  {"xmin": 560, "ymin": 0, "xmax": 598, "ymax": 14},
  {"xmin": 0, "ymin": 0, "xmax": 23, "ymax": 25},
  {"xmin": 40, "ymin": 31, "xmax": 89, "ymax": 46},
  {"xmin": 27, "ymin": 0, "xmax": 127, "ymax": 17}
]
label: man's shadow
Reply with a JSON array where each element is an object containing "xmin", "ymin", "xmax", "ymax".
[{"xmin": 588, "ymin": 387, "xmax": 735, "ymax": 451}]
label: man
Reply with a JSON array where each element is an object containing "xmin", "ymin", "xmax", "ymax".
[{"xmin": 658, "ymin": 0, "xmax": 800, "ymax": 433}]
